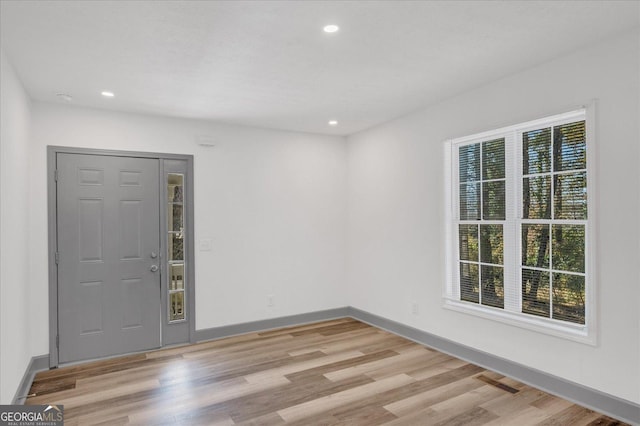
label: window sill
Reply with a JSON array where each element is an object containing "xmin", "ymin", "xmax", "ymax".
[{"xmin": 442, "ymin": 298, "xmax": 596, "ymax": 346}]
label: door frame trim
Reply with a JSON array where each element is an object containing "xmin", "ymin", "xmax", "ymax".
[{"xmin": 47, "ymin": 146, "xmax": 196, "ymax": 368}]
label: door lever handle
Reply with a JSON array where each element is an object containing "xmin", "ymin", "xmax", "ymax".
[{"xmin": 150, "ymin": 265, "xmax": 159, "ymax": 272}]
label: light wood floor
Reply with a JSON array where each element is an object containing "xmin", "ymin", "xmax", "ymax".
[{"xmin": 27, "ymin": 318, "xmax": 625, "ymax": 425}]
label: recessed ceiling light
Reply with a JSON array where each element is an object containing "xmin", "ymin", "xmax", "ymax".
[
  {"xmin": 328, "ymin": 120, "xmax": 338, "ymax": 126},
  {"xmin": 323, "ymin": 24, "xmax": 339, "ymax": 33},
  {"xmin": 101, "ymin": 91, "xmax": 115, "ymax": 97}
]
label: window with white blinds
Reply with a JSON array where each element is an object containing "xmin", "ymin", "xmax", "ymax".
[
  {"xmin": 458, "ymin": 138, "xmax": 506, "ymax": 309},
  {"xmin": 444, "ymin": 108, "xmax": 595, "ymax": 343}
]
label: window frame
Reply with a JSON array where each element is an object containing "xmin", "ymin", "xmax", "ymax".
[{"xmin": 444, "ymin": 105, "xmax": 596, "ymax": 345}]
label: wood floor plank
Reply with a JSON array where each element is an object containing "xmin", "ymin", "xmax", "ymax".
[
  {"xmin": 435, "ymin": 406, "xmax": 499, "ymax": 426},
  {"xmin": 167, "ymin": 350, "xmax": 328, "ymax": 386},
  {"xmin": 127, "ymin": 376, "xmax": 292, "ymax": 425},
  {"xmin": 29, "ymin": 379, "xmax": 162, "ymax": 408},
  {"xmin": 587, "ymin": 416, "xmax": 626, "ymax": 426},
  {"xmin": 284, "ymin": 349, "xmax": 400, "ymax": 382},
  {"xmin": 257, "ymin": 318, "xmax": 356, "ymax": 337},
  {"xmin": 277, "ymin": 373, "xmax": 415, "ymax": 422},
  {"xmin": 536, "ymin": 404, "xmax": 602, "ymax": 426},
  {"xmin": 67, "ymin": 376, "xmax": 249, "ymax": 423},
  {"xmin": 235, "ymin": 412, "xmax": 286, "ymax": 426},
  {"xmin": 225, "ymin": 375, "xmax": 375, "ymax": 423},
  {"xmin": 26, "ymin": 318, "xmax": 629, "ymax": 425},
  {"xmin": 365, "ymin": 348, "xmax": 448, "ymax": 381},
  {"xmin": 476, "ymin": 374, "xmax": 520, "ymax": 394},
  {"xmin": 406, "ymin": 357, "xmax": 470, "ymax": 381},
  {"xmin": 480, "ymin": 387, "xmax": 547, "ymax": 417},
  {"xmin": 33, "ymin": 353, "xmax": 148, "ymax": 380},
  {"xmin": 326, "ymin": 364, "xmax": 488, "ymax": 422},
  {"xmin": 389, "ymin": 385, "xmax": 505, "ymax": 425},
  {"xmin": 383, "ymin": 375, "xmax": 486, "ymax": 417},
  {"xmin": 323, "ymin": 345, "xmax": 434, "ymax": 382},
  {"xmin": 531, "ymin": 393, "xmax": 575, "ymax": 416},
  {"xmin": 481, "ymin": 406, "xmax": 551, "ymax": 426},
  {"xmin": 288, "ymin": 329, "xmax": 391, "ymax": 356},
  {"xmin": 332, "ymin": 406, "xmax": 398, "ymax": 425},
  {"xmin": 244, "ymin": 350, "xmax": 365, "ymax": 384},
  {"xmin": 289, "ymin": 320, "xmax": 371, "ymax": 337}
]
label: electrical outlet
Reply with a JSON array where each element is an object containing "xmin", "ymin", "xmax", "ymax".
[
  {"xmin": 267, "ymin": 294, "xmax": 275, "ymax": 307},
  {"xmin": 411, "ymin": 302, "xmax": 419, "ymax": 315}
]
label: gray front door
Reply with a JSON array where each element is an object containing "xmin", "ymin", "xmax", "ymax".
[{"xmin": 57, "ymin": 153, "xmax": 161, "ymax": 363}]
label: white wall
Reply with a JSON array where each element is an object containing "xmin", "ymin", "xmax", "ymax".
[
  {"xmin": 0, "ymin": 49, "xmax": 33, "ymax": 403},
  {"xmin": 29, "ymin": 103, "xmax": 348, "ymax": 356},
  {"xmin": 347, "ymin": 30, "xmax": 640, "ymax": 403}
]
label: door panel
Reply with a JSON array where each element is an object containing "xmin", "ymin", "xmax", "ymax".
[
  {"xmin": 119, "ymin": 200, "xmax": 143, "ymax": 260},
  {"xmin": 78, "ymin": 281, "xmax": 103, "ymax": 334},
  {"xmin": 78, "ymin": 199, "xmax": 103, "ymax": 261},
  {"xmin": 57, "ymin": 153, "xmax": 161, "ymax": 363}
]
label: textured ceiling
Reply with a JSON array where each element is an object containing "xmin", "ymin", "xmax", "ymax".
[{"xmin": 1, "ymin": 1, "xmax": 638, "ymax": 136}]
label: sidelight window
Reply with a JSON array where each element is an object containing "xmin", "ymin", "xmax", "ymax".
[{"xmin": 167, "ymin": 173, "xmax": 185, "ymax": 322}]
